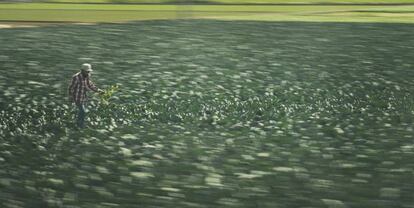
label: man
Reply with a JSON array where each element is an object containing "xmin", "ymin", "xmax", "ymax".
[{"xmin": 68, "ymin": 63, "xmax": 103, "ymax": 128}]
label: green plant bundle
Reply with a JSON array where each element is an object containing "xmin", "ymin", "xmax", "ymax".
[{"xmin": 99, "ymin": 84, "xmax": 120, "ymax": 105}]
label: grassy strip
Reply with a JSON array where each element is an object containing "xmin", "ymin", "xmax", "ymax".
[
  {"xmin": 0, "ymin": 10, "xmax": 180, "ymax": 22},
  {"xmin": 1, "ymin": 3, "xmax": 413, "ymax": 12},
  {"xmin": 0, "ymin": 3, "xmax": 413, "ymax": 23},
  {"xmin": 31, "ymin": 0, "xmax": 414, "ymax": 4},
  {"xmin": 211, "ymin": 0, "xmax": 414, "ymax": 4},
  {"xmin": 202, "ymin": 12, "xmax": 414, "ymax": 23}
]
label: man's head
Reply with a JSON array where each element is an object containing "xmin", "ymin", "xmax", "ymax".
[{"xmin": 81, "ymin": 63, "xmax": 93, "ymax": 77}]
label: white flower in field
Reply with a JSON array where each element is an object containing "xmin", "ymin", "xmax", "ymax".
[
  {"xmin": 241, "ymin": 155, "xmax": 255, "ymax": 160},
  {"xmin": 232, "ymin": 75, "xmax": 241, "ymax": 79},
  {"xmin": 273, "ymin": 167, "xmax": 295, "ymax": 172},
  {"xmin": 205, "ymin": 173, "xmax": 223, "ymax": 187},
  {"xmin": 235, "ymin": 173, "xmax": 261, "ymax": 179},
  {"xmin": 321, "ymin": 199, "xmax": 346, "ymax": 208},
  {"xmin": 130, "ymin": 172, "xmax": 154, "ymax": 179},
  {"xmin": 338, "ymin": 163, "xmax": 356, "ymax": 168},
  {"xmin": 120, "ymin": 147, "xmax": 132, "ymax": 157},
  {"xmin": 161, "ymin": 187, "xmax": 181, "ymax": 192},
  {"xmin": 130, "ymin": 160, "xmax": 153, "ymax": 167},
  {"xmin": 121, "ymin": 134, "xmax": 138, "ymax": 140},
  {"xmin": 200, "ymin": 74, "xmax": 209, "ymax": 79},
  {"xmin": 96, "ymin": 166, "xmax": 110, "ymax": 174},
  {"xmin": 395, "ymin": 85, "xmax": 401, "ymax": 90},
  {"xmin": 172, "ymin": 91, "xmax": 179, "ymax": 98},
  {"xmin": 257, "ymin": 152, "xmax": 270, "ymax": 157},
  {"xmin": 334, "ymin": 127, "xmax": 344, "ymax": 134},
  {"xmin": 251, "ymin": 170, "xmax": 272, "ymax": 176},
  {"xmin": 48, "ymin": 178, "xmax": 64, "ymax": 185},
  {"xmin": 380, "ymin": 188, "xmax": 400, "ymax": 198}
]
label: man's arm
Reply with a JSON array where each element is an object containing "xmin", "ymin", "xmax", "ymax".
[{"xmin": 86, "ymin": 78, "xmax": 102, "ymax": 93}]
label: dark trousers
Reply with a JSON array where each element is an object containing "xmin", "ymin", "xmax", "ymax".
[{"xmin": 76, "ymin": 103, "xmax": 86, "ymax": 128}]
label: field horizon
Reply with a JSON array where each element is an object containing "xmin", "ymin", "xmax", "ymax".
[
  {"xmin": 0, "ymin": 2, "xmax": 414, "ymax": 27},
  {"xmin": 18, "ymin": 0, "xmax": 414, "ymax": 5}
]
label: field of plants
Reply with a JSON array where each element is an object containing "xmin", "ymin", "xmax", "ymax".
[{"xmin": 1, "ymin": 19, "xmax": 414, "ymax": 207}]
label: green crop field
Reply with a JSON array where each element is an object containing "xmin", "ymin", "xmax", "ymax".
[
  {"xmin": 1, "ymin": 0, "xmax": 414, "ymax": 207},
  {"xmin": 1, "ymin": 19, "xmax": 414, "ymax": 207}
]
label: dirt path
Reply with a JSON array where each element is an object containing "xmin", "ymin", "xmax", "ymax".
[
  {"xmin": 0, "ymin": 23, "xmax": 36, "ymax": 28},
  {"xmin": 0, "ymin": 21, "xmax": 96, "ymax": 29},
  {"xmin": 0, "ymin": 21, "xmax": 55, "ymax": 29}
]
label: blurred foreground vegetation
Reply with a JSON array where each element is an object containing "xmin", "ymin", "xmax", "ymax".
[{"xmin": 1, "ymin": 20, "xmax": 414, "ymax": 207}]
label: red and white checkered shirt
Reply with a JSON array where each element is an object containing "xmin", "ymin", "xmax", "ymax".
[{"xmin": 68, "ymin": 72, "xmax": 98, "ymax": 104}]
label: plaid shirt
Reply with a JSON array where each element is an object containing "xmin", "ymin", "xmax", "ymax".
[{"xmin": 68, "ymin": 72, "xmax": 98, "ymax": 104}]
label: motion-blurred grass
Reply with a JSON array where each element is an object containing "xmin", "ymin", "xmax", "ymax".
[{"xmin": 1, "ymin": 20, "xmax": 414, "ymax": 207}]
